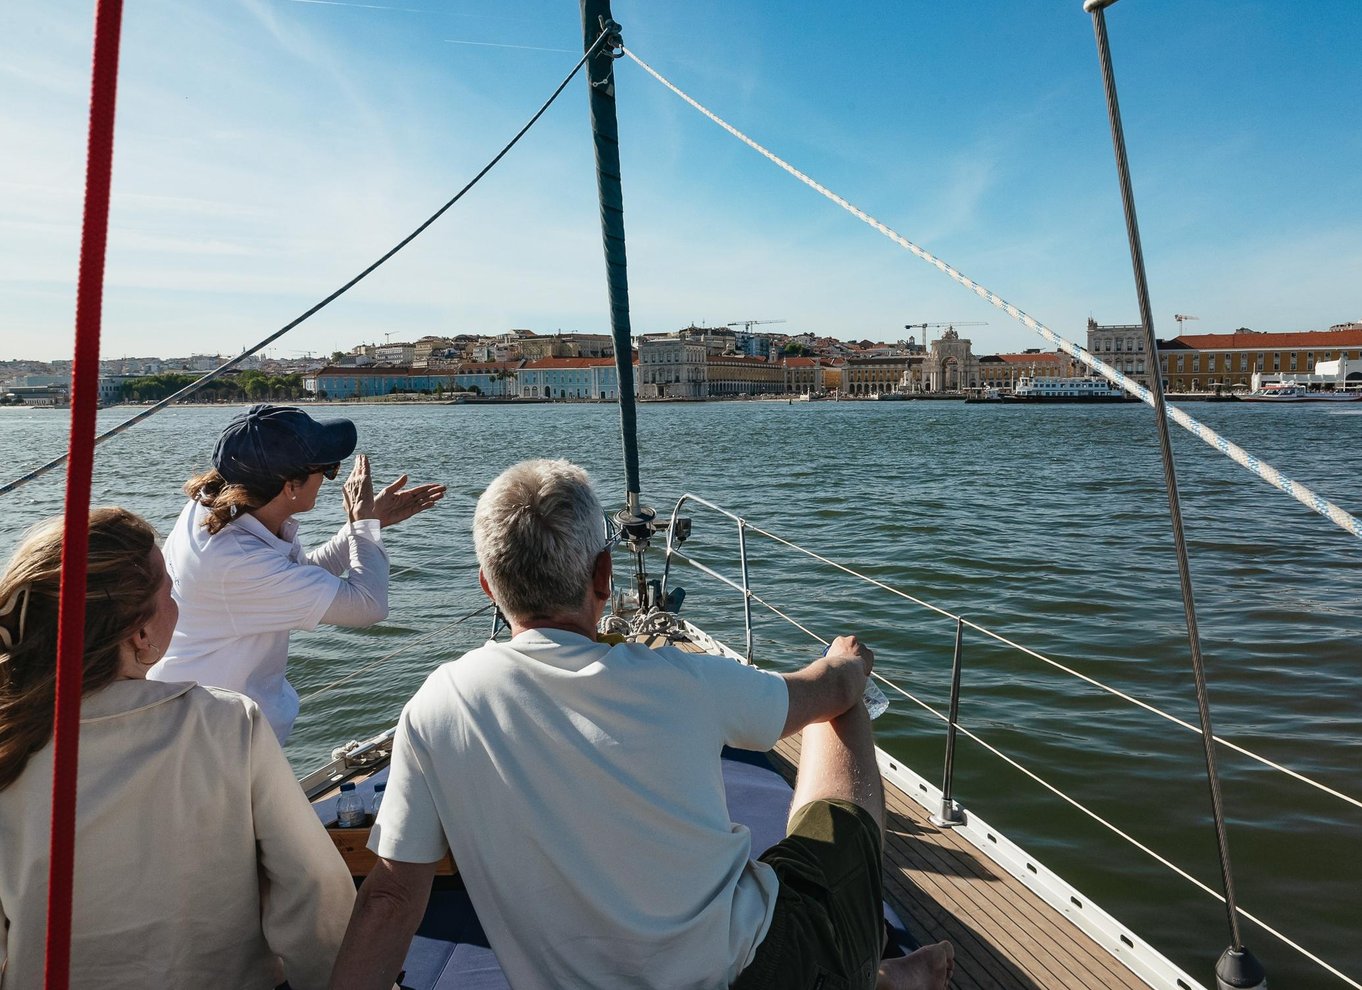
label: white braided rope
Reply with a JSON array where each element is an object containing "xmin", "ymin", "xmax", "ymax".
[{"xmin": 624, "ymin": 48, "xmax": 1362, "ymax": 542}]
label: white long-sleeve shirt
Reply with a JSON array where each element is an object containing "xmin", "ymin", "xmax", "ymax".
[
  {"xmin": 0, "ymin": 680, "xmax": 355, "ymax": 989},
  {"xmin": 149, "ymin": 499, "xmax": 389, "ymax": 742}
]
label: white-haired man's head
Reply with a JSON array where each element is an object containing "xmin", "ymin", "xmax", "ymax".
[{"xmin": 474, "ymin": 459, "xmax": 608, "ymax": 624}]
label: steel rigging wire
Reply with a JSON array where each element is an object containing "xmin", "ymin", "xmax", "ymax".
[{"xmin": 0, "ymin": 28, "xmax": 613, "ymax": 501}]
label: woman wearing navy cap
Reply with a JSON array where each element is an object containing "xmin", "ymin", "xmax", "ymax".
[{"xmin": 148, "ymin": 404, "xmax": 445, "ymax": 743}]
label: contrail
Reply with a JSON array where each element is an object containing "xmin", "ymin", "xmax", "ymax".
[
  {"xmin": 444, "ymin": 38, "xmax": 576, "ymax": 54},
  {"xmin": 287, "ymin": 0, "xmax": 429, "ymax": 13}
]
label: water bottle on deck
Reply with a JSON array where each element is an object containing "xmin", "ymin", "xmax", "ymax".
[
  {"xmin": 371, "ymin": 782, "xmax": 387, "ymax": 819},
  {"xmin": 336, "ymin": 782, "xmax": 366, "ymax": 828}
]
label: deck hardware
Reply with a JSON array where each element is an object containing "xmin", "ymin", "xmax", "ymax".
[
  {"xmin": 930, "ymin": 617, "xmax": 967, "ymax": 828},
  {"xmin": 1087, "ymin": 4, "xmax": 1265, "ymax": 986}
]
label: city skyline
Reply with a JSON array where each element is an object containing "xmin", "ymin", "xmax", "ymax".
[{"xmin": 2, "ymin": 2, "xmax": 1359, "ymax": 362}]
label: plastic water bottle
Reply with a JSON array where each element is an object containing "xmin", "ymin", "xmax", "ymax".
[
  {"xmin": 370, "ymin": 782, "xmax": 387, "ymax": 819},
  {"xmin": 822, "ymin": 642, "xmax": 889, "ymax": 720},
  {"xmin": 336, "ymin": 782, "xmax": 366, "ymax": 828},
  {"xmin": 862, "ymin": 680, "xmax": 890, "ymax": 720}
]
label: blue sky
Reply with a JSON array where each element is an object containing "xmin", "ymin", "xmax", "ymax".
[{"xmin": 2, "ymin": 0, "xmax": 1359, "ymax": 361}]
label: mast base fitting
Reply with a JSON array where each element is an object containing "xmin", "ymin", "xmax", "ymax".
[
  {"xmin": 1215, "ymin": 946, "xmax": 1266, "ymax": 989},
  {"xmin": 614, "ymin": 504, "xmax": 657, "ymax": 550},
  {"xmin": 930, "ymin": 800, "xmax": 966, "ymax": 829}
]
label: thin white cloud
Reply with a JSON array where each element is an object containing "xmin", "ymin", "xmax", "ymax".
[
  {"xmin": 443, "ymin": 39, "xmax": 576, "ymax": 54},
  {"xmin": 288, "ymin": 0, "xmax": 430, "ymax": 11}
]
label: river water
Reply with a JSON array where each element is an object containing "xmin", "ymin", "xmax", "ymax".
[{"xmin": 1, "ymin": 400, "xmax": 1358, "ymax": 988}]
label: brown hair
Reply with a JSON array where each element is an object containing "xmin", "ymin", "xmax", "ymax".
[
  {"xmin": 0, "ymin": 508, "xmax": 160, "ymax": 791},
  {"xmin": 185, "ymin": 467, "xmax": 281, "ymax": 535}
]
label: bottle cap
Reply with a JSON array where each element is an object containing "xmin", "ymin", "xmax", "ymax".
[
  {"xmin": 374, "ymin": 782, "xmax": 387, "ymax": 792},
  {"xmin": 339, "ymin": 782, "xmax": 356, "ymax": 791}
]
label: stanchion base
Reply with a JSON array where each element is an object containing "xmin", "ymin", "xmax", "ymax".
[
  {"xmin": 930, "ymin": 800, "xmax": 966, "ymax": 829},
  {"xmin": 1215, "ymin": 945, "xmax": 1266, "ymax": 989}
]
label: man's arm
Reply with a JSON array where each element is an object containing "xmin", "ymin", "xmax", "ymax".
[
  {"xmin": 328, "ymin": 857, "xmax": 438, "ymax": 990},
  {"xmin": 779, "ymin": 635, "xmax": 874, "ymax": 737}
]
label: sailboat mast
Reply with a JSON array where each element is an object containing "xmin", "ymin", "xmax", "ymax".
[{"xmin": 580, "ymin": 1, "xmax": 641, "ymax": 512}]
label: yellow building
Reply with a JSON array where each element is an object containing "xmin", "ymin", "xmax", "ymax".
[
  {"xmin": 705, "ymin": 354, "xmax": 784, "ymax": 396},
  {"xmin": 843, "ymin": 355, "xmax": 915, "ymax": 395},
  {"xmin": 1158, "ymin": 328, "xmax": 1362, "ymax": 392}
]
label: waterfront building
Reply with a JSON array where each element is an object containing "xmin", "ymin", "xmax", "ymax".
[
  {"xmin": 638, "ymin": 336, "xmax": 706, "ymax": 398},
  {"xmin": 783, "ymin": 357, "xmax": 825, "ymax": 395},
  {"xmin": 843, "ymin": 355, "xmax": 917, "ymax": 395},
  {"xmin": 704, "ymin": 353, "xmax": 783, "ymax": 397},
  {"xmin": 821, "ymin": 360, "xmax": 844, "ymax": 393},
  {"xmin": 977, "ymin": 350, "xmax": 1075, "ymax": 389},
  {"xmin": 2, "ymin": 384, "xmax": 68, "ymax": 407},
  {"xmin": 1086, "ymin": 319, "xmax": 1150, "ymax": 387},
  {"xmin": 517, "ymin": 357, "xmax": 623, "ymax": 400},
  {"xmin": 922, "ymin": 328, "xmax": 979, "ymax": 392},
  {"xmin": 1158, "ymin": 327, "xmax": 1362, "ymax": 392}
]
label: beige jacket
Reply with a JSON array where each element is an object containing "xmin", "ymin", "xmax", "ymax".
[{"xmin": 0, "ymin": 679, "xmax": 355, "ymax": 989}]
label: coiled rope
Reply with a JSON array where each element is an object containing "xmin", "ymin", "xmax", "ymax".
[
  {"xmin": 0, "ymin": 29, "xmax": 611, "ymax": 500},
  {"xmin": 622, "ymin": 48, "xmax": 1362, "ymax": 543}
]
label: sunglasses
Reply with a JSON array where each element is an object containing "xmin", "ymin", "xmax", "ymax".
[
  {"xmin": 308, "ymin": 463, "xmax": 341, "ymax": 480},
  {"xmin": 601, "ymin": 528, "xmax": 623, "ymax": 555}
]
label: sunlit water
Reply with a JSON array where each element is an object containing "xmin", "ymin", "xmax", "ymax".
[{"xmin": 1, "ymin": 400, "xmax": 1358, "ymax": 988}]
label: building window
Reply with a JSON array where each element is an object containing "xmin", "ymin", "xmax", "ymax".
[
  {"xmin": 1240, "ymin": 354, "xmax": 1248, "ymax": 372},
  {"xmin": 1272, "ymin": 352, "xmax": 1281, "ymax": 371},
  {"xmin": 1289, "ymin": 352, "xmax": 1298, "ymax": 371},
  {"xmin": 1176, "ymin": 355, "xmax": 1185, "ymax": 372},
  {"xmin": 1192, "ymin": 355, "xmax": 1201, "ymax": 372}
]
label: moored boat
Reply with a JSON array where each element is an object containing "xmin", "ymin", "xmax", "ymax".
[
  {"xmin": 1000, "ymin": 376, "xmax": 1132, "ymax": 402},
  {"xmin": 1239, "ymin": 382, "xmax": 1362, "ymax": 402}
]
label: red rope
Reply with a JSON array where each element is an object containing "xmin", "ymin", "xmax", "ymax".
[{"xmin": 44, "ymin": 1, "xmax": 125, "ymax": 987}]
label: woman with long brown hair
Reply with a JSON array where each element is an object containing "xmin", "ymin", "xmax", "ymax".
[{"xmin": 0, "ymin": 508, "xmax": 355, "ymax": 988}]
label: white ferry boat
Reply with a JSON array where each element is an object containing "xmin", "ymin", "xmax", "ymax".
[{"xmin": 1001, "ymin": 376, "xmax": 1131, "ymax": 402}]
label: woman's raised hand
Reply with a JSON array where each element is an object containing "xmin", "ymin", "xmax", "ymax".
[
  {"xmin": 371, "ymin": 473, "xmax": 447, "ymax": 528},
  {"xmin": 342, "ymin": 454, "xmax": 376, "ymax": 523}
]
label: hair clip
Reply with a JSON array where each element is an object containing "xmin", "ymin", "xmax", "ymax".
[{"xmin": 0, "ymin": 584, "xmax": 31, "ymax": 651}]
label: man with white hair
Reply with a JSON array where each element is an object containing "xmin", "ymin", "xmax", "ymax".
[{"xmin": 331, "ymin": 459, "xmax": 953, "ymax": 990}]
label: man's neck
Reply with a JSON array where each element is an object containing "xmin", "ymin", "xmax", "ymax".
[{"xmin": 509, "ymin": 617, "xmax": 599, "ymax": 641}]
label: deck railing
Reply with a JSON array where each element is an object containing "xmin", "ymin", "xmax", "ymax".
[{"xmin": 658, "ymin": 492, "xmax": 1362, "ymax": 990}]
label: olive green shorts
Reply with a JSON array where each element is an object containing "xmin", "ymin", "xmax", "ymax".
[{"xmin": 731, "ymin": 798, "xmax": 885, "ymax": 990}]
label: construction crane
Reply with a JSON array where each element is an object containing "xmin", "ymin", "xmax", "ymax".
[
  {"xmin": 903, "ymin": 321, "xmax": 988, "ymax": 350},
  {"xmin": 1174, "ymin": 314, "xmax": 1200, "ymax": 332},
  {"xmin": 727, "ymin": 319, "xmax": 787, "ymax": 332}
]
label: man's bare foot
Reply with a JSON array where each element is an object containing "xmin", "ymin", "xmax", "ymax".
[{"xmin": 875, "ymin": 940, "xmax": 954, "ymax": 990}]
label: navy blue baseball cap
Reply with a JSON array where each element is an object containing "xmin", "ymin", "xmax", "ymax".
[{"xmin": 213, "ymin": 404, "xmax": 357, "ymax": 492}]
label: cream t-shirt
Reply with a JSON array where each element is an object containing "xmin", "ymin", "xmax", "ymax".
[{"xmin": 370, "ymin": 629, "xmax": 789, "ymax": 990}]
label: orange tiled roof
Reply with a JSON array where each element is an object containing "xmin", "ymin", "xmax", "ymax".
[
  {"xmin": 1165, "ymin": 330, "xmax": 1362, "ymax": 350},
  {"xmin": 994, "ymin": 352, "xmax": 1064, "ymax": 364}
]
